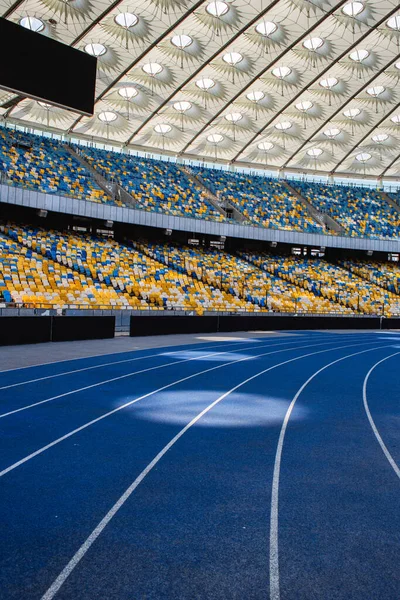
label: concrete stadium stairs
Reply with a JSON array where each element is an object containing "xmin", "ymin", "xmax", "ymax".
[
  {"xmin": 64, "ymin": 145, "xmax": 139, "ymax": 210},
  {"xmin": 178, "ymin": 166, "xmax": 247, "ymax": 223},
  {"xmin": 282, "ymin": 180, "xmax": 345, "ymax": 235}
]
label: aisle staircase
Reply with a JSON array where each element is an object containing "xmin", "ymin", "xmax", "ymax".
[
  {"xmin": 64, "ymin": 145, "xmax": 139, "ymax": 209},
  {"xmin": 283, "ymin": 180, "xmax": 345, "ymax": 235},
  {"xmin": 240, "ymin": 252, "xmax": 356, "ymax": 313},
  {"xmin": 380, "ymin": 190, "xmax": 400, "ymax": 214},
  {"xmin": 178, "ymin": 166, "xmax": 246, "ymax": 223},
  {"xmin": 135, "ymin": 241, "xmax": 262, "ymax": 311}
]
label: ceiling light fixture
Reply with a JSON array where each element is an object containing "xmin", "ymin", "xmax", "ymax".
[
  {"xmin": 255, "ymin": 21, "xmax": 277, "ymax": 37},
  {"xmin": 114, "ymin": 12, "xmax": 138, "ymax": 28},
  {"xmin": 85, "ymin": 43, "xmax": 107, "ymax": 57},
  {"xmin": 171, "ymin": 34, "xmax": 193, "ymax": 49},
  {"xmin": 19, "ymin": 16, "xmax": 44, "ymax": 32},
  {"xmin": 98, "ymin": 111, "xmax": 117, "ymax": 123},
  {"xmin": 206, "ymin": 1, "xmax": 229, "ymax": 17},
  {"xmin": 342, "ymin": 2, "xmax": 364, "ymax": 17}
]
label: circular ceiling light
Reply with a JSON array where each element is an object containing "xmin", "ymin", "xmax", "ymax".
[
  {"xmin": 391, "ymin": 114, "xmax": 400, "ymax": 124},
  {"xmin": 272, "ymin": 66, "xmax": 291, "ymax": 79},
  {"xmin": 367, "ymin": 85, "xmax": 385, "ymax": 97},
  {"xmin": 320, "ymin": 77, "xmax": 338, "ymax": 89},
  {"xmin": 154, "ymin": 123, "xmax": 172, "ymax": 134},
  {"xmin": 307, "ymin": 148, "xmax": 323, "ymax": 157},
  {"xmin": 387, "ymin": 15, "xmax": 400, "ymax": 30},
  {"xmin": 173, "ymin": 101, "xmax": 192, "ymax": 112},
  {"xmin": 247, "ymin": 90, "xmax": 265, "ymax": 103},
  {"xmin": 206, "ymin": 1, "xmax": 229, "ymax": 17},
  {"xmin": 349, "ymin": 48, "xmax": 369, "ymax": 62},
  {"xmin": 19, "ymin": 16, "xmax": 44, "ymax": 32},
  {"xmin": 223, "ymin": 52, "xmax": 243, "ymax": 66},
  {"xmin": 356, "ymin": 152, "xmax": 371, "ymax": 162},
  {"xmin": 343, "ymin": 107, "xmax": 361, "ymax": 118},
  {"xmin": 118, "ymin": 87, "xmax": 138, "ymax": 100},
  {"xmin": 114, "ymin": 12, "xmax": 138, "ymax": 28},
  {"xmin": 38, "ymin": 102, "xmax": 52, "ymax": 108},
  {"xmin": 395, "ymin": 62, "xmax": 400, "ymax": 70},
  {"xmin": 85, "ymin": 43, "xmax": 107, "ymax": 57},
  {"xmin": 303, "ymin": 37, "xmax": 324, "ymax": 51},
  {"xmin": 255, "ymin": 21, "xmax": 277, "ymax": 37},
  {"xmin": 342, "ymin": 1, "xmax": 364, "ymax": 17},
  {"xmin": 142, "ymin": 62, "xmax": 163, "ymax": 76},
  {"xmin": 171, "ymin": 34, "xmax": 193, "ymax": 49},
  {"xmin": 324, "ymin": 127, "xmax": 341, "ymax": 138},
  {"xmin": 295, "ymin": 100, "xmax": 313, "ymax": 112},
  {"xmin": 275, "ymin": 121, "xmax": 292, "ymax": 131},
  {"xmin": 372, "ymin": 133, "xmax": 389, "ymax": 143},
  {"xmin": 207, "ymin": 133, "xmax": 224, "ymax": 144},
  {"xmin": 196, "ymin": 77, "xmax": 215, "ymax": 91},
  {"xmin": 98, "ymin": 111, "xmax": 117, "ymax": 123},
  {"xmin": 225, "ymin": 112, "xmax": 243, "ymax": 122},
  {"xmin": 258, "ymin": 141, "xmax": 274, "ymax": 151}
]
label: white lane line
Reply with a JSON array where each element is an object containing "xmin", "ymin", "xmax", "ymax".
[
  {"xmin": 39, "ymin": 339, "xmax": 384, "ymax": 600},
  {"xmin": 363, "ymin": 352, "xmax": 400, "ymax": 480},
  {"xmin": 0, "ymin": 338, "xmax": 314, "ymax": 419},
  {"xmin": 0, "ymin": 332, "xmax": 373, "ymax": 377},
  {"xmin": 269, "ymin": 344, "xmax": 390, "ymax": 600},
  {"xmin": 0, "ymin": 335, "xmax": 269, "ymax": 376},
  {"xmin": 0, "ymin": 338, "xmax": 267, "ymax": 391},
  {"xmin": 0, "ymin": 339, "xmax": 368, "ymax": 480}
]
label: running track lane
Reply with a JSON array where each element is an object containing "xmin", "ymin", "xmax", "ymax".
[
  {"xmin": 0, "ymin": 336, "xmax": 369, "ymax": 475},
  {"xmin": 0, "ymin": 334, "xmax": 396, "ymax": 600}
]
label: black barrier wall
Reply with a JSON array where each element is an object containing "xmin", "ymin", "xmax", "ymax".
[
  {"xmin": 52, "ymin": 316, "xmax": 115, "ymax": 342},
  {"xmin": 0, "ymin": 316, "xmax": 52, "ymax": 346},
  {"xmin": 130, "ymin": 315, "xmax": 219, "ymax": 337},
  {"xmin": 129, "ymin": 314, "xmax": 398, "ymax": 337},
  {"xmin": 0, "ymin": 316, "xmax": 115, "ymax": 346}
]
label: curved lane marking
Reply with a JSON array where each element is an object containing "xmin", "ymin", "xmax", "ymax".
[
  {"xmin": 39, "ymin": 341, "xmax": 386, "ymax": 600},
  {"xmin": 0, "ymin": 339, "xmax": 315, "ymax": 419},
  {"xmin": 269, "ymin": 345, "xmax": 395, "ymax": 600},
  {"xmin": 363, "ymin": 351, "xmax": 400, "ymax": 480},
  {"xmin": 0, "ymin": 338, "xmax": 349, "ymax": 478},
  {"xmin": 0, "ymin": 338, "xmax": 270, "ymax": 390}
]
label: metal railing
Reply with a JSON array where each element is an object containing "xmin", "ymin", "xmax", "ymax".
[{"xmin": 0, "ymin": 302, "xmax": 397, "ymax": 318}]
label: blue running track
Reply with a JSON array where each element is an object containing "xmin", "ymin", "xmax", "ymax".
[{"xmin": 0, "ymin": 331, "xmax": 400, "ymax": 599}]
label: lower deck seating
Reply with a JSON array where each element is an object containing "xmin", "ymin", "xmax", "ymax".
[
  {"xmin": 137, "ymin": 241, "xmax": 348, "ymax": 314},
  {"xmin": 339, "ymin": 258, "xmax": 400, "ymax": 296},
  {"xmin": 0, "ymin": 223, "xmax": 241, "ymax": 312},
  {"xmin": 1, "ymin": 220, "xmax": 399, "ymax": 316},
  {"xmin": 247, "ymin": 252, "xmax": 399, "ymax": 316},
  {"xmin": 0, "ymin": 232, "xmax": 133, "ymax": 309}
]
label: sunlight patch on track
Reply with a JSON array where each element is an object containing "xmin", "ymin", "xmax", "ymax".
[{"xmin": 125, "ymin": 391, "xmax": 309, "ymax": 428}]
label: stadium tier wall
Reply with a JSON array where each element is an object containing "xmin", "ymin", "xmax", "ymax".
[
  {"xmin": 0, "ymin": 315, "xmax": 115, "ymax": 346},
  {"xmin": 2, "ymin": 184, "xmax": 400, "ymax": 254}
]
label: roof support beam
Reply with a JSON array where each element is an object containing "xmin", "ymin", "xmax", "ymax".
[
  {"xmin": 179, "ymin": 0, "xmax": 349, "ymax": 154},
  {"xmin": 2, "ymin": 0, "xmax": 24, "ymax": 18},
  {"xmin": 379, "ymin": 150, "xmax": 400, "ymax": 179},
  {"xmin": 125, "ymin": 0, "xmax": 283, "ymax": 146},
  {"xmin": 231, "ymin": 5, "xmax": 400, "ymax": 164},
  {"xmin": 330, "ymin": 98, "xmax": 400, "ymax": 174},
  {"xmin": 283, "ymin": 53, "xmax": 400, "ymax": 171},
  {"xmin": 68, "ymin": 0, "xmax": 208, "ymax": 133}
]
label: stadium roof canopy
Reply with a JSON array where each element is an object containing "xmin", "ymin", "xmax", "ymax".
[{"xmin": 1, "ymin": 0, "xmax": 400, "ymax": 178}]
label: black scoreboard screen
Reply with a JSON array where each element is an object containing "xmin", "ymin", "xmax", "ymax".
[{"xmin": 0, "ymin": 18, "xmax": 97, "ymax": 116}]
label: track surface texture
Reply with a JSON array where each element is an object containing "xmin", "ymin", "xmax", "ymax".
[{"xmin": 1, "ymin": 330, "xmax": 400, "ymax": 600}]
